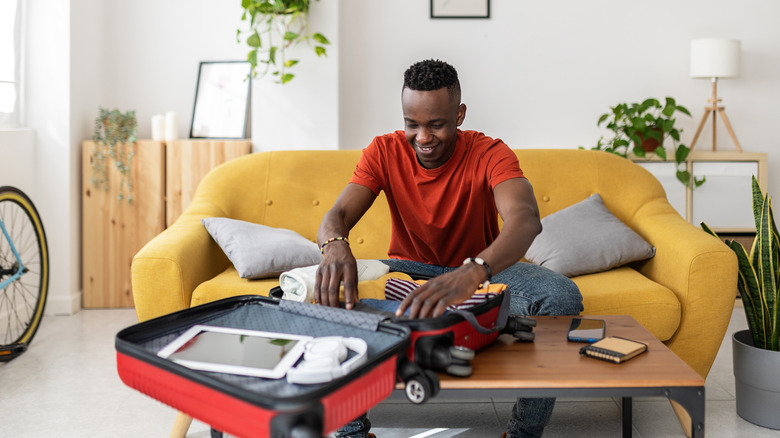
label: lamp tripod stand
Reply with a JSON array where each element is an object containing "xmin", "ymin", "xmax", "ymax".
[{"xmin": 689, "ymin": 77, "xmax": 742, "ymax": 152}]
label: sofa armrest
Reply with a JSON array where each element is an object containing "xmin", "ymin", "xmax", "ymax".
[
  {"xmin": 630, "ymin": 198, "xmax": 737, "ymax": 378},
  {"xmin": 131, "ymin": 209, "xmax": 230, "ymax": 322}
]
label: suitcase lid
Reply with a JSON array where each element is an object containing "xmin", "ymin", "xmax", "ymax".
[{"xmin": 116, "ymin": 295, "xmax": 410, "ymax": 407}]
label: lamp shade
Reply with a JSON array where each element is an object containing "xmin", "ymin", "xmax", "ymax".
[{"xmin": 690, "ymin": 38, "xmax": 741, "ymax": 78}]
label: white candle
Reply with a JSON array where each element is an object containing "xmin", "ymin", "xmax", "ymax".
[
  {"xmin": 151, "ymin": 114, "xmax": 165, "ymax": 141},
  {"xmin": 164, "ymin": 111, "xmax": 178, "ymax": 141}
]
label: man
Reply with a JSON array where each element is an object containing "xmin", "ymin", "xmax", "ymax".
[{"xmin": 315, "ymin": 59, "xmax": 583, "ymax": 438}]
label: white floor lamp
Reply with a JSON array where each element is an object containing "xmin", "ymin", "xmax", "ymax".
[{"xmin": 689, "ymin": 38, "xmax": 742, "ymax": 152}]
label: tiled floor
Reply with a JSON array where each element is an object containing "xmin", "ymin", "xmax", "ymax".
[{"xmin": 1, "ymin": 302, "xmax": 779, "ymax": 437}]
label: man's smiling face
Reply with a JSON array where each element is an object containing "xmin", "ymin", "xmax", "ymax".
[{"xmin": 402, "ymin": 87, "xmax": 466, "ymax": 169}]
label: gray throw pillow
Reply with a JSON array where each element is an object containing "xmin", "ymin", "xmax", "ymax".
[
  {"xmin": 201, "ymin": 217, "xmax": 321, "ymax": 279},
  {"xmin": 525, "ymin": 194, "xmax": 655, "ymax": 277}
]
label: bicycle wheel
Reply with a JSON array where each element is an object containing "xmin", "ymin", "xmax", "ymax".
[{"xmin": 0, "ymin": 186, "xmax": 49, "ymax": 361}]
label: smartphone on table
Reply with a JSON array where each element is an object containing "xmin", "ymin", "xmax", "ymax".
[{"xmin": 567, "ymin": 318, "xmax": 606, "ymax": 343}]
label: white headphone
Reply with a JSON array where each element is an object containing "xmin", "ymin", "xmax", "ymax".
[{"xmin": 286, "ymin": 336, "xmax": 368, "ymax": 384}]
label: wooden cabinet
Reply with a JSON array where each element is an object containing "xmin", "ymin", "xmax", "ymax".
[
  {"xmin": 82, "ymin": 140, "xmax": 165, "ymax": 308},
  {"xmin": 165, "ymin": 140, "xmax": 251, "ymax": 227},
  {"xmin": 82, "ymin": 139, "xmax": 251, "ymax": 308},
  {"xmin": 634, "ymin": 151, "xmax": 768, "ymax": 232}
]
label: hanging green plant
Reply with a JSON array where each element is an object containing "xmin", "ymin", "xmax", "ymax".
[
  {"xmin": 237, "ymin": 0, "xmax": 330, "ymax": 84},
  {"xmin": 91, "ymin": 107, "xmax": 137, "ymax": 204}
]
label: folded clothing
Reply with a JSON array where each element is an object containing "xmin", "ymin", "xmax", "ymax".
[
  {"xmin": 360, "ymin": 278, "xmax": 507, "ymax": 316},
  {"xmin": 279, "ymin": 259, "xmax": 391, "ymax": 302}
]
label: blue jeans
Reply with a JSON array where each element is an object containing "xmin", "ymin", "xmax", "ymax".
[{"xmin": 334, "ymin": 260, "xmax": 583, "ymax": 438}]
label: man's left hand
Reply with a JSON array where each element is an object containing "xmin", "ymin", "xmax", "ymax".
[{"xmin": 395, "ymin": 264, "xmax": 485, "ymax": 319}]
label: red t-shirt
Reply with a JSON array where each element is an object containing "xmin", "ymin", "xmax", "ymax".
[{"xmin": 350, "ymin": 129, "xmax": 525, "ymax": 267}]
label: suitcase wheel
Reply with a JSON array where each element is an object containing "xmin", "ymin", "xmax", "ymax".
[
  {"xmin": 449, "ymin": 345, "xmax": 475, "ymax": 361},
  {"xmin": 503, "ymin": 316, "xmax": 537, "ymax": 342},
  {"xmin": 404, "ymin": 369, "xmax": 440, "ymax": 404},
  {"xmin": 513, "ymin": 330, "xmax": 535, "ymax": 342},
  {"xmin": 445, "ymin": 363, "xmax": 473, "ymax": 377},
  {"xmin": 424, "ymin": 369, "xmax": 440, "ymax": 396},
  {"xmin": 517, "ymin": 316, "xmax": 538, "ymax": 328},
  {"xmin": 415, "ymin": 335, "xmax": 475, "ymax": 375}
]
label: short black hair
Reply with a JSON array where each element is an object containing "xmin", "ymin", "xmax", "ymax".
[{"xmin": 403, "ymin": 59, "xmax": 461, "ymax": 101}]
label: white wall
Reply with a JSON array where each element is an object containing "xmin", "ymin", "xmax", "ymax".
[
  {"xmin": 0, "ymin": 128, "xmax": 35, "ymax": 192},
  {"xmin": 252, "ymin": 1, "xmax": 339, "ymax": 151},
  {"xmin": 339, "ymin": 0, "xmax": 780, "ymax": 162},
  {"xmin": 25, "ymin": 0, "xmax": 76, "ymax": 314},
  {"xmin": 9, "ymin": 0, "xmax": 780, "ymax": 314},
  {"xmin": 98, "ymin": 0, "xmax": 248, "ymax": 140}
]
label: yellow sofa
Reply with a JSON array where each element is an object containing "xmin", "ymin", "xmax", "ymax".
[{"xmin": 131, "ymin": 148, "xmax": 736, "ymax": 381}]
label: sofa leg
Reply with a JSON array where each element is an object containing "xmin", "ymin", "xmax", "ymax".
[
  {"xmin": 670, "ymin": 400, "xmax": 692, "ymax": 438},
  {"xmin": 170, "ymin": 411, "xmax": 193, "ymax": 438}
]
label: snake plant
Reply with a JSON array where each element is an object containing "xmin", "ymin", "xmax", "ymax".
[{"xmin": 702, "ymin": 176, "xmax": 780, "ymax": 351}]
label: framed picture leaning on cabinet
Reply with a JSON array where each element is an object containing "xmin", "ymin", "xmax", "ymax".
[{"xmin": 190, "ymin": 61, "xmax": 251, "ymax": 139}]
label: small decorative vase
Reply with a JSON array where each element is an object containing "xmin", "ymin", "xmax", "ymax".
[{"xmin": 733, "ymin": 329, "xmax": 780, "ymax": 429}]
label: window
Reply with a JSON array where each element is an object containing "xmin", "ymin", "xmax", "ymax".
[{"xmin": 0, "ymin": 0, "xmax": 21, "ymax": 127}]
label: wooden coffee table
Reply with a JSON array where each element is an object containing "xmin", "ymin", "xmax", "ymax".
[{"xmin": 396, "ymin": 315, "xmax": 705, "ymax": 438}]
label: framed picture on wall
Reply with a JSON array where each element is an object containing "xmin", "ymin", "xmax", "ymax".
[
  {"xmin": 430, "ymin": 0, "xmax": 490, "ymax": 19},
  {"xmin": 189, "ymin": 61, "xmax": 251, "ymax": 139}
]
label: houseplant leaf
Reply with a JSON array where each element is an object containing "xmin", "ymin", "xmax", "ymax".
[
  {"xmin": 247, "ymin": 31, "xmax": 262, "ymax": 48},
  {"xmin": 754, "ymin": 190, "xmax": 776, "ymax": 349},
  {"xmin": 312, "ymin": 32, "xmax": 330, "ymax": 45},
  {"xmin": 703, "ymin": 175, "xmax": 780, "ymax": 351}
]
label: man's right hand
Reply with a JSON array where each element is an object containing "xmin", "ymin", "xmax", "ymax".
[{"xmin": 314, "ymin": 241, "xmax": 359, "ymax": 310}]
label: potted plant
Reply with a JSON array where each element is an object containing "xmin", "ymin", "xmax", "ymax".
[
  {"xmin": 702, "ymin": 176, "xmax": 780, "ymax": 429},
  {"xmin": 237, "ymin": 0, "xmax": 330, "ymax": 84},
  {"xmin": 589, "ymin": 97, "xmax": 705, "ymax": 189},
  {"xmin": 90, "ymin": 107, "xmax": 137, "ymax": 203}
]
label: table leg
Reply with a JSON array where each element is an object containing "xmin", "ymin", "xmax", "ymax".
[
  {"xmin": 667, "ymin": 387, "xmax": 705, "ymax": 438},
  {"xmin": 622, "ymin": 397, "xmax": 632, "ymax": 438}
]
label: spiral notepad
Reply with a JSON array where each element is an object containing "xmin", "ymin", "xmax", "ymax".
[{"xmin": 579, "ymin": 336, "xmax": 648, "ymax": 363}]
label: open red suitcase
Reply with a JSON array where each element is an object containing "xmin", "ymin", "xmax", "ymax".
[
  {"xmin": 115, "ymin": 295, "xmax": 435, "ymax": 438},
  {"xmin": 355, "ymin": 283, "xmax": 536, "ymax": 380},
  {"xmin": 269, "ymin": 278, "xmax": 537, "ymax": 384}
]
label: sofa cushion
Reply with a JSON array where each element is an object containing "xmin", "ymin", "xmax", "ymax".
[
  {"xmin": 573, "ymin": 266, "xmax": 681, "ymax": 341},
  {"xmin": 525, "ymin": 193, "xmax": 655, "ymax": 277},
  {"xmin": 191, "ymin": 265, "xmax": 279, "ymax": 307},
  {"xmin": 201, "ymin": 217, "xmax": 321, "ymax": 279},
  {"xmin": 191, "ymin": 266, "xmax": 404, "ymax": 308},
  {"xmin": 192, "ymin": 264, "xmax": 681, "ymax": 342}
]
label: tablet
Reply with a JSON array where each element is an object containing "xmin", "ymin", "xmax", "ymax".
[{"xmin": 157, "ymin": 325, "xmax": 312, "ymax": 379}]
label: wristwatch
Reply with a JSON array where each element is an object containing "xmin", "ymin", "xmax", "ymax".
[{"xmin": 462, "ymin": 257, "xmax": 492, "ymax": 288}]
